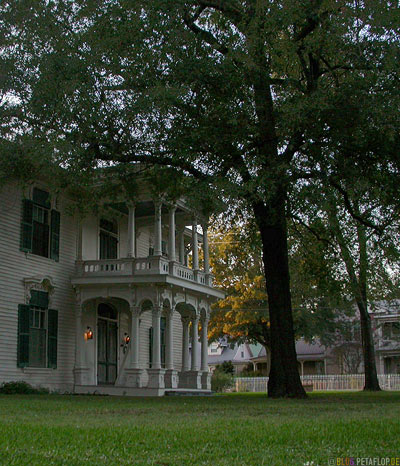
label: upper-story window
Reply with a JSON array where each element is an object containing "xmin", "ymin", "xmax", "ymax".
[
  {"xmin": 210, "ymin": 342, "xmax": 219, "ymax": 353},
  {"xmin": 20, "ymin": 188, "xmax": 60, "ymax": 261},
  {"xmin": 99, "ymin": 218, "xmax": 118, "ymax": 260},
  {"xmin": 383, "ymin": 322, "xmax": 400, "ymax": 340}
]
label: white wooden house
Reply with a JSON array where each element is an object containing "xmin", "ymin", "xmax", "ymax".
[{"xmin": 0, "ymin": 178, "xmax": 224, "ymax": 395}]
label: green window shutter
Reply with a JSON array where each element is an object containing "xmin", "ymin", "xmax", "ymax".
[
  {"xmin": 149, "ymin": 327, "xmax": 153, "ymax": 368},
  {"xmin": 50, "ymin": 210, "xmax": 60, "ymax": 261},
  {"xmin": 17, "ymin": 304, "xmax": 31, "ymax": 367},
  {"xmin": 20, "ymin": 199, "xmax": 34, "ymax": 252},
  {"xmin": 47, "ymin": 309, "xmax": 58, "ymax": 369}
]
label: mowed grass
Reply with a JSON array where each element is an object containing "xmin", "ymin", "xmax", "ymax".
[{"xmin": 0, "ymin": 392, "xmax": 399, "ymax": 466}]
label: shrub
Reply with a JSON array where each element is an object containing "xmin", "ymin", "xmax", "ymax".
[
  {"xmin": 0, "ymin": 381, "xmax": 49, "ymax": 395},
  {"xmin": 219, "ymin": 361, "xmax": 234, "ymax": 375},
  {"xmin": 211, "ymin": 372, "xmax": 234, "ymax": 393}
]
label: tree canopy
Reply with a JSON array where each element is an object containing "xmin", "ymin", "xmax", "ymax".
[{"xmin": 1, "ymin": 0, "xmax": 399, "ymax": 397}]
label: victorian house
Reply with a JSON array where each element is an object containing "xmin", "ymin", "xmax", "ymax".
[{"xmin": 0, "ymin": 176, "xmax": 224, "ymax": 395}]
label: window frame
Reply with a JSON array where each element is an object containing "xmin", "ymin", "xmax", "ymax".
[
  {"xmin": 99, "ymin": 217, "xmax": 119, "ymax": 260},
  {"xmin": 20, "ymin": 187, "xmax": 60, "ymax": 261},
  {"xmin": 17, "ymin": 291, "xmax": 58, "ymax": 369}
]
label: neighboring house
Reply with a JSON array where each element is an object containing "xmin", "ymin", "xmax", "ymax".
[
  {"xmin": 250, "ymin": 340, "xmax": 326, "ymax": 376},
  {"xmin": 214, "ymin": 302, "xmax": 400, "ymax": 377},
  {"xmin": 0, "ymin": 178, "xmax": 224, "ymax": 395},
  {"xmin": 372, "ymin": 301, "xmax": 400, "ymax": 375},
  {"xmin": 207, "ymin": 338, "xmax": 256, "ymax": 374}
]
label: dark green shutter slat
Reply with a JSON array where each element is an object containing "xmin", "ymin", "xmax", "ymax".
[
  {"xmin": 47, "ymin": 309, "xmax": 58, "ymax": 369},
  {"xmin": 20, "ymin": 200, "xmax": 34, "ymax": 252},
  {"xmin": 17, "ymin": 304, "xmax": 31, "ymax": 367},
  {"xmin": 50, "ymin": 210, "xmax": 60, "ymax": 261},
  {"xmin": 149, "ymin": 327, "xmax": 153, "ymax": 368}
]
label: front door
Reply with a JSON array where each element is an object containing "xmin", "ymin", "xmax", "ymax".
[{"xmin": 97, "ymin": 304, "xmax": 118, "ymax": 384}]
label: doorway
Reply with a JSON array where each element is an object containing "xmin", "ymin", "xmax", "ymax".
[{"xmin": 97, "ymin": 303, "xmax": 118, "ymax": 384}]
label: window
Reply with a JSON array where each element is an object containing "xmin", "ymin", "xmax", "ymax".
[
  {"xmin": 99, "ymin": 218, "xmax": 118, "ymax": 260},
  {"xmin": 383, "ymin": 322, "xmax": 400, "ymax": 339},
  {"xmin": 210, "ymin": 343, "xmax": 218, "ymax": 353},
  {"xmin": 17, "ymin": 291, "xmax": 58, "ymax": 368},
  {"xmin": 20, "ymin": 188, "xmax": 60, "ymax": 261}
]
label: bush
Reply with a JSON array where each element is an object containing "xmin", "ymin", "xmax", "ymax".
[
  {"xmin": 0, "ymin": 381, "xmax": 49, "ymax": 395},
  {"xmin": 211, "ymin": 372, "xmax": 234, "ymax": 393},
  {"xmin": 219, "ymin": 361, "xmax": 234, "ymax": 375}
]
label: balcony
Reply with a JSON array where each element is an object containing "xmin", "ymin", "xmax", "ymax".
[{"xmin": 73, "ymin": 256, "xmax": 214, "ymax": 289}]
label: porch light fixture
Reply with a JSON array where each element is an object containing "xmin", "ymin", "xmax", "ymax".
[
  {"xmin": 84, "ymin": 327, "xmax": 93, "ymax": 340},
  {"xmin": 121, "ymin": 333, "xmax": 130, "ymax": 353}
]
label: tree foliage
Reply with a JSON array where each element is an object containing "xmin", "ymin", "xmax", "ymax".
[{"xmin": 1, "ymin": 0, "xmax": 399, "ymax": 397}]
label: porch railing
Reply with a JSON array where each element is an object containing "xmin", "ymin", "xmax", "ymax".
[
  {"xmin": 234, "ymin": 374, "xmax": 400, "ymax": 392},
  {"xmin": 76, "ymin": 257, "xmax": 213, "ymax": 286}
]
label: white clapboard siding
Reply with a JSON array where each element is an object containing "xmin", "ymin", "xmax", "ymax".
[{"xmin": 0, "ymin": 183, "xmax": 77, "ymax": 392}]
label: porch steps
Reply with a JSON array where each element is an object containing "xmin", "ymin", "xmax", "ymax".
[
  {"xmin": 74, "ymin": 385, "xmax": 212, "ymax": 397},
  {"xmin": 164, "ymin": 390, "xmax": 213, "ymax": 396}
]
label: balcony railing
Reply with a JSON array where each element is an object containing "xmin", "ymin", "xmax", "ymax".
[{"xmin": 75, "ymin": 257, "xmax": 213, "ymax": 286}]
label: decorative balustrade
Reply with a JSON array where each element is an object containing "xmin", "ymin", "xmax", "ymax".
[
  {"xmin": 76, "ymin": 257, "xmax": 213, "ymax": 286},
  {"xmin": 77, "ymin": 259, "xmax": 133, "ymax": 277},
  {"xmin": 134, "ymin": 256, "xmax": 169, "ymax": 274}
]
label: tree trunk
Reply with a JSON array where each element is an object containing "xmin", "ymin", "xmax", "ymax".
[
  {"xmin": 253, "ymin": 198, "xmax": 306, "ymax": 398},
  {"xmin": 356, "ymin": 300, "xmax": 381, "ymax": 391},
  {"xmin": 356, "ymin": 222, "xmax": 381, "ymax": 391},
  {"xmin": 328, "ymin": 202, "xmax": 381, "ymax": 391}
]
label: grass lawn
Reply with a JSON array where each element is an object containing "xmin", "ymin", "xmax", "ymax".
[{"xmin": 0, "ymin": 391, "xmax": 399, "ymax": 466}]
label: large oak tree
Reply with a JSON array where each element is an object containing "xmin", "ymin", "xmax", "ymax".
[{"xmin": 1, "ymin": 0, "xmax": 399, "ymax": 397}]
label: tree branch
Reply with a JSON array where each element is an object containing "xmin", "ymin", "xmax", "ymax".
[
  {"xmin": 196, "ymin": 0, "xmax": 244, "ymax": 26},
  {"xmin": 290, "ymin": 213, "xmax": 335, "ymax": 248},
  {"xmin": 183, "ymin": 7, "xmax": 230, "ymax": 55},
  {"xmin": 329, "ymin": 177, "xmax": 384, "ymax": 234}
]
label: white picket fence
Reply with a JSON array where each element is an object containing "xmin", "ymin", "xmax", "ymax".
[{"xmin": 234, "ymin": 374, "xmax": 400, "ymax": 392}]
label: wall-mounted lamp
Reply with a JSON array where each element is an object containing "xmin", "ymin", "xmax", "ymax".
[
  {"xmin": 121, "ymin": 333, "xmax": 131, "ymax": 353},
  {"xmin": 84, "ymin": 327, "xmax": 93, "ymax": 341}
]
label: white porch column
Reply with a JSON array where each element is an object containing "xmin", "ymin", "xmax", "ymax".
[
  {"xmin": 200, "ymin": 317, "xmax": 209, "ymax": 372},
  {"xmin": 152, "ymin": 307, "xmax": 162, "ymax": 369},
  {"xmin": 147, "ymin": 307, "xmax": 165, "ymax": 389},
  {"xmin": 178, "ymin": 227, "xmax": 185, "ymax": 264},
  {"xmin": 166, "ymin": 310, "xmax": 174, "ymax": 370},
  {"xmin": 181, "ymin": 316, "xmax": 190, "ymax": 372},
  {"xmin": 154, "ymin": 201, "xmax": 162, "ymax": 256},
  {"xmin": 192, "ymin": 218, "xmax": 199, "ymax": 270},
  {"xmin": 202, "ymin": 222, "xmax": 210, "ymax": 274},
  {"xmin": 168, "ymin": 206, "xmax": 176, "ymax": 262},
  {"xmin": 125, "ymin": 306, "xmax": 145, "ymax": 388},
  {"xmin": 164, "ymin": 308, "xmax": 178, "ymax": 388},
  {"xmin": 131, "ymin": 307, "xmax": 140, "ymax": 369},
  {"xmin": 73, "ymin": 300, "xmax": 89, "ymax": 385},
  {"xmin": 200, "ymin": 315, "xmax": 211, "ymax": 390},
  {"xmin": 74, "ymin": 303, "xmax": 83, "ymax": 369},
  {"xmin": 191, "ymin": 315, "xmax": 199, "ymax": 371},
  {"xmin": 127, "ymin": 205, "xmax": 136, "ymax": 258}
]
